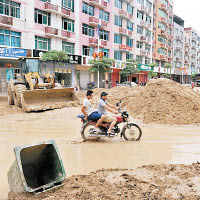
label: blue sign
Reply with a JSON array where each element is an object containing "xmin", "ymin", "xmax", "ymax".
[{"xmin": 0, "ymin": 47, "xmax": 27, "ymax": 58}]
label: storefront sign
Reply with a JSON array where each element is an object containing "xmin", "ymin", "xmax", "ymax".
[
  {"xmin": 119, "ymin": 45, "xmax": 132, "ymax": 51},
  {"xmin": 67, "ymin": 54, "xmax": 82, "ymax": 64},
  {"xmin": 137, "ymin": 64, "xmax": 153, "ymax": 71},
  {"xmin": 0, "ymin": 47, "xmax": 27, "ymax": 58}
]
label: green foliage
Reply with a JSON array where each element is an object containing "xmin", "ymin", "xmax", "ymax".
[
  {"xmin": 148, "ymin": 71, "xmax": 158, "ymax": 78},
  {"xmin": 120, "ymin": 59, "xmax": 139, "ymax": 75},
  {"xmin": 163, "ymin": 73, "xmax": 172, "ymax": 78},
  {"xmin": 88, "ymin": 57, "xmax": 114, "ymax": 73},
  {"xmin": 149, "ymin": 62, "xmax": 158, "ymax": 68},
  {"xmin": 41, "ymin": 50, "xmax": 69, "ymax": 63},
  {"xmin": 165, "ymin": 62, "xmax": 172, "ymax": 68}
]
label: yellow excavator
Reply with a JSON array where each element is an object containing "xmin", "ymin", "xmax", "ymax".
[{"xmin": 7, "ymin": 57, "xmax": 78, "ymax": 112}]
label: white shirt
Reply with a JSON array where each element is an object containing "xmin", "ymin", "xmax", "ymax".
[{"xmin": 83, "ymin": 98, "xmax": 94, "ymax": 116}]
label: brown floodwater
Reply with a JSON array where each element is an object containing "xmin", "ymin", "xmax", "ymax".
[{"xmin": 0, "ymin": 107, "xmax": 200, "ymax": 199}]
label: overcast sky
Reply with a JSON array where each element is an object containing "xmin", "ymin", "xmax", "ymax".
[{"xmin": 173, "ymin": 0, "xmax": 200, "ymax": 33}]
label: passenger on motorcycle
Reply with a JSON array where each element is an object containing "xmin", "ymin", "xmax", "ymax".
[
  {"xmin": 98, "ymin": 92, "xmax": 118, "ymax": 135},
  {"xmin": 81, "ymin": 90, "xmax": 106, "ymax": 133}
]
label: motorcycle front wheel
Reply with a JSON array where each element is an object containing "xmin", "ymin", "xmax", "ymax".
[
  {"xmin": 121, "ymin": 123, "xmax": 142, "ymax": 141},
  {"xmin": 81, "ymin": 122, "xmax": 96, "ymax": 141}
]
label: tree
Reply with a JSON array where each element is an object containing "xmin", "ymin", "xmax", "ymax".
[
  {"xmin": 88, "ymin": 57, "xmax": 114, "ymax": 88},
  {"xmin": 148, "ymin": 71, "xmax": 158, "ymax": 79},
  {"xmin": 41, "ymin": 50, "xmax": 69, "ymax": 70},
  {"xmin": 120, "ymin": 59, "xmax": 139, "ymax": 87},
  {"xmin": 165, "ymin": 62, "xmax": 172, "ymax": 68},
  {"xmin": 163, "ymin": 73, "xmax": 172, "ymax": 79},
  {"xmin": 149, "ymin": 62, "xmax": 158, "ymax": 68}
]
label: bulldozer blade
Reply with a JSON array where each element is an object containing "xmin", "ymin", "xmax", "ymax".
[{"xmin": 21, "ymin": 88, "xmax": 79, "ymax": 112}]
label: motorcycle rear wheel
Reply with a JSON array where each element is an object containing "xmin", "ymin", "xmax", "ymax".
[
  {"xmin": 122, "ymin": 123, "xmax": 142, "ymax": 141},
  {"xmin": 81, "ymin": 122, "xmax": 96, "ymax": 141}
]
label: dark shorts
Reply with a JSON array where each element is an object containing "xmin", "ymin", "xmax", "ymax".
[{"xmin": 88, "ymin": 111, "xmax": 102, "ymax": 120}]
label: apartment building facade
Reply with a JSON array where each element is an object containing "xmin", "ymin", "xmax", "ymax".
[{"xmin": 153, "ymin": 0, "xmax": 174, "ymax": 76}]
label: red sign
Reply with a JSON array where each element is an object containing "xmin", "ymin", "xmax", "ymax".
[{"xmin": 119, "ymin": 45, "xmax": 132, "ymax": 51}]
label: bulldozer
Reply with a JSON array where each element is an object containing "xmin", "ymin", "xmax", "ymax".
[{"xmin": 7, "ymin": 57, "xmax": 78, "ymax": 112}]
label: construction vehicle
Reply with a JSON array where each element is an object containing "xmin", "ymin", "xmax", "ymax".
[{"xmin": 7, "ymin": 57, "xmax": 78, "ymax": 112}]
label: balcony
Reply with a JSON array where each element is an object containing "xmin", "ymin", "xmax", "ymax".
[
  {"xmin": 168, "ymin": 46, "xmax": 172, "ymax": 50},
  {"xmin": 161, "ymin": 30, "xmax": 167, "ymax": 37},
  {"xmin": 140, "ymin": 50, "xmax": 150, "ymax": 57},
  {"xmin": 168, "ymin": 57, "xmax": 173, "ymax": 62},
  {"xmin": 61, "ymin": 30, "xmax": 71, "ymax": 38},
  {"xmin": 100, "ymin": 40, "xmax": 107, "ymax": 47},
  {"xmin": 140, "ymin": 20, "xmax": 151, "ymax": 29},
  {"xmin": 176, "ymin": 57, "xmax": 181, "ymax": 61},
  {"xmin": 128, "ymin": 30, "xmax": 133, "ymax": 36},
  {"xmin": 184, "ymin": 60, "xmax": 188, "ymax": 64},
  {"xmin": 160, "ymin": 55, "xmax": 167, "ymax": 60},
  {"xmin": 176, "ymin": 35, "xmax": 182, "ymax": 41},
  {"xmin": 160, "ymin": 17, "xmax": 167, "ymax": 25},
  {"xmin": 122, "ymin": 0, "xmax": 133, "ymax": 4},
  {"xmin": 141, "ymin": 5, "xmax": 151, "ymax": 15},
  {"xmin": 89, "ymin": 0, "xmax": 107, "ymax": 9},
  {"xmin": 89, "ymin": 16, "xmax": 99, "ymax": 26},
  {"xmin": 89, "ymin": 38, "xmax": 98, "ymax": 46},
  {"xmin": 100, "ymin": 20, "xmax": 107, "ymax": 28},
  {"xmin": 160, "ymin": 42, "xmax": 167, "ymax": 49},
  {"xmin": 119, "ymin": 44, "xmax": 132, "ymax": 51},
  {"xmin": 119, "ymin": 10, "xmax": 129, "ymax": 19},
  {"xmin": 45, "ymin": 27, "xmax": 58, "ymax": 36},
  {"xmin": 160, "ymin": 3, "xmax": 167, "ymax": 12},
  {"xmin": 176, "ymin": 46, "xmax": 182, "ymax": 51},
  {"xmin": 119, "ymin": 27, "xmax": 127, "ymax": 36},
  {"xmin": 140, "ymin": 36, "xmax": 149, "ymax": 43},
  {"xmin": 185, "ymin": 43, "xmax": 189, "ymax": 47},
  {"xmin": 191, "ymin": 54, "xmax": 196, "ymax": 57},
  {"xmin": 192, "ymin": 37, "xmax": 196, "ymax": 41},
  {"xmin": 61, "ymin": 7, "xmax": 70, "ymax": 17},
  {"xmin": 0, "ymin": 15, "xmax": 13, "ymax": 27},
  {"xmin": 45, "ymin": 2, "xmax": 58, "ymax": 12}
]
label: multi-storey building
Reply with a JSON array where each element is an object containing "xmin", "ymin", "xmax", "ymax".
[
  {"xmin": 184, "ymin": 27, "xmax": 199, "ymax": 76},
  {"xmin": 173, "ymin": 15, "xmax": 185, "ymax": 83},
  {"xmin": 153, "ymin": 0, "xmax": 174, "ymax": 70},
  {"xmin": 197, "ymin": 36, "xmax": 200, "ymax": 73}
]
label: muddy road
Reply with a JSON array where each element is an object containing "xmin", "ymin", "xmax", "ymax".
[{"xmin": 0, "ymin": 97, "xmax": 200, "ymax": 199}]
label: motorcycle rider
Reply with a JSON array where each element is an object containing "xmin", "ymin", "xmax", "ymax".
[
  {"xmin": 81, "ymin": 90, "xmax": 105, "ymax": 133},
  {"xmin": 98, "ymin": 92, "xmax": 118, "ymax": 135}
]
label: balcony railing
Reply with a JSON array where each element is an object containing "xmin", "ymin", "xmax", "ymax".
[
  {"xmin": 161, "ymin": 17, "xmax": 167, "ymax": 24},
  {"xmin": 140, "ymin": 50, "xmax": 150, "ymax": 56},
  {"xmin": 119, "ymin": 27, "xmax": 127, "ymax": 35},
  {"xmin": 100, "ymin": 40, "xmax": 107, "ymax": 46},
  {"xmin": 89, "ymin": 0, "xmax": 107, "ymax": 9},
  {"xmin": 128, "ymin": 30, "xmax": 133, "ymax": 36},
  {"xmin": 0, "ymin": 15, "xmax": 13, "ymax": 26},
  {"xmin": 119, "ymin": 44, "xmax": 132, "ymax": 51},
  {"xmin": 141, "ymin": 5, "xmax": 151, "ymax": 15},
  {"xmin": 185, "ymin": 43, "xmax": 189, "ymax": 47},
  {"xmin": 160, "ymin": 43, "xmax": 167, "ymax": 49},
  {"xmin": 89, "ymin": 16, "xmax": 99, "ymax": 26},
  {"xmin": 161, "ymin": 30, "xmax": 167, "ymax": 37},
  {"xmin": 45, "ymin": 2, "xmax": 58, "ymax": 12},
  {"xmin": 101, "ymin": 20, "xmax": 107, "ymax": 28},
  {"xmin": 119, "ymin": 10, "xmax": 128, "ymax": 18},
  {"xmin": 61, "ymin": 7, "xmax": 70, "ymax": 16},
  {"xmin": 160, "ymin": 55, "xmax": 167, "ymax": 60},
  {"xmin": 160, "ymin": 3, "xmax": 167, "ymax": 12},
  {"xmin": 61, "ymin": 30, "xmax": 71, "ymax": 38},
  {"xmin": 176, "ymin": 35, "xmax": 182, "ymax": 40},
  {"xmin": 89, "ymin": 38, "xmax": 98, "ymax": 46},
  {"xmin": 45, "ymin": 27, "xmax": 58, "ymax": 35},
  {"xmin": 140, "ymin": 36, "xmax": 150, "ymax": 43}
]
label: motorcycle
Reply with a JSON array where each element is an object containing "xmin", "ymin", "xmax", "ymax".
[
  {"xmin": 87, "ymin": 81, "xmax": 95, "ymax": 89},
  {"xmin": 77, "ymin": 101, "xmax": 142, "ymax": 141}
]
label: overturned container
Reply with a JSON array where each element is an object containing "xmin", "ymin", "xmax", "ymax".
[{"xmin": 7, "ymin": 140, "xmax": 66, "ymax": 194}]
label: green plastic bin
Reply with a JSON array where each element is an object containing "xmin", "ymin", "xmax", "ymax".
[{"xmin": 7, "ymin": 140, "xmax": 66, "ymax": 194}]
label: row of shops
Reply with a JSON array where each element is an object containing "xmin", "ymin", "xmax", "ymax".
[{"xmin": 0, "ymin": 47, "xmax": 192, "ymax": 93}]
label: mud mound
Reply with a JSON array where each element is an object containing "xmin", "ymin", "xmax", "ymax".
[
  {"xmin": 125, "ymin": 78, "xmax": 200, "ymax": 124},
  {"xmin": 9, "ymin": 163, "xmax": 200, "ymax": 200}
]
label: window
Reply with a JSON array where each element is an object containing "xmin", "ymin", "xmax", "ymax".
[
  {"xmin": 137, "ymin": 11, "xmax": 144, "ymax": 20},
  {"xmin": 157, "ymin": 48, "xmax": 167, "ymax": 55},
  {"xmin": 40, "ymin": 0, "xmax": 50, "ymax": 2},
  {"xmin": 34, "ymin": 9, "xmax": 51, "ymax": 25},
  {"xmin": 136, "ymin": 41, "xmax": 143, "ymax": 49},
  {"xmin": 146, "ymin": 16, "xmax": 151, "ymax": 24},
  {"xmin": 146, "ymin": 0, "xmax": 152, "ymax": 11},
  {"xmin": 62, "ymin": 0, "xmax": 74, "ymax": 12},
  {"xmin": 136, "ymin": 55, "xmax": 143, "ymax": 63},
  {"xmin": 114, "ymin": 34, "xmax": 122, "ymax": 44},
  {"xmin": 127, "ymin": 4, "xmax": 133, "ymax": 15},
  {"xmin": 62, "ymin": 41, "xmax": 74, "ymax": 54},
  {"xmin": 127, "ymin": 21, "xmax": 133, "ymax": 31},
  {"xmin": 137, "ymin": 26, "xmax": 143, "ymax": 34},
  {"xmin": 145, "ymin": 57, "xmax": 150, "ymax": 64},
  {"xmin": 82, "ymin": 24, "xmax": 94, "ymax": 37},
  {"xmin": 62, "ymin": 18, "xmax": 74, "ymax": 32},
  {"xmin": 82, "ymin": 46, "xmax": 94, "ymax": 56},
  {"xmin": 0, "ymin": 29, "xmax": 21, "ymax": 47},
  {"xmin": 146, "ymin": 30, "xmax": 151, "ymax": 38},
  {"xmin": 0, "ymin": 0, "xmax": 20, "ymax": 18},
  {"xmin": 158, "ymin": 35, "xmax": 166, "ymax": 43},
  {"xmin": 115, "ymin": 0, "xmax": 122, "ymax": 9},
  {"xmin": 35, "ymin": 36, "xmax": 50, "ymax": 51},
  {"xmin": 145, "ymin": 44, "xmax": 151, "ymax": 51},
  {"xmin": 100, "ymin": 48, "xmax": 109, "ymax": 58},
  {"xmin": 14, "ymin": 68, "xmax": 20, "ymax": 79},
  {"xmin": 126, "ymin": 53, "xmax": 133, "ymax": 60},
  {"xmin": 137, "ymin": 0, "xmax": 144, "ymax": 5},
  {"xmin": 126, "ymin": 38, "xmax": 133, "ymax": 47},
  {"xmin": 82, "ymin": 2, "xmax": 94, "ymax": 16},
  {"xmin": 114, "ymin": 15, "xmax": 122, "ymax": 27},
  {"xmin": 99, "ymin": 10, "xmax": 109, "ymax": 21},
  {"xmin": 158, "ymin": 9, "xmax": 167, "ymax": 19},
  {"xmin": 99, "ymin": 29, "xmax": 109, "ymax": 41},
  {"xmin": 158, "ymin": 22, "xmax": 166, "ymax": 31},
  {"xmin": 114, "ymin": 51, "xmax": 122, "ymax": 60}
]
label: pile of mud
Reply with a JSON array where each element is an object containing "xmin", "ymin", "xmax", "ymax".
[
  {"xmin": 9, "ymin": 163, "xmax": 200, "ymax": 200},
  {"xmin": 77, "ymin": 79, "xmax": 200, "ymax": 125}
]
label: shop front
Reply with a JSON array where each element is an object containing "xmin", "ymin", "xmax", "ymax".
[
  {"xmin": 111, "ymin": 68, "xmax": 120, "ymax": 87},
  {"xmin": 137, "ymin": 64, "xmax": 153, "ymax": 84},
  {"xmin": 0, "ymin": 47, "xmax": 31, "ymax": 93}
]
